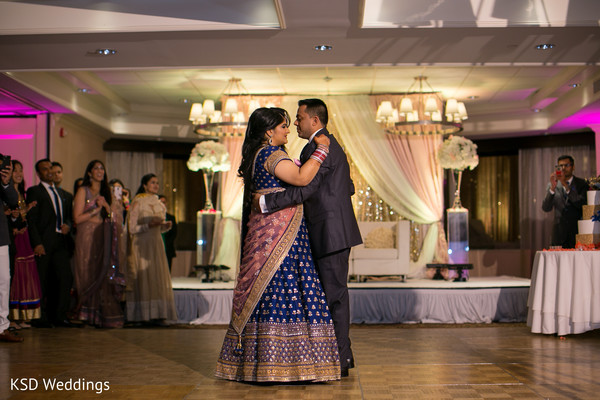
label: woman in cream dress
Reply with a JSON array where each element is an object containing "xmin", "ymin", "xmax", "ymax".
[{"xmin": 126, "ymin": 173, "xmax": 177, "ymax": 324}]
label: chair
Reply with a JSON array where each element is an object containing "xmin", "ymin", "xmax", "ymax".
[{"xmin": 350, "ymin": 220, "xmax": 410, "ymax": 282}]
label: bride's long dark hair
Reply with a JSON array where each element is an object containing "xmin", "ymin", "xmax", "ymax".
[{"xmin": 238, "ymin": 107, "xmax": 290, "ymax": 210}]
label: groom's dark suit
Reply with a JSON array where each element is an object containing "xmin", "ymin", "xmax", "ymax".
[
  {"xmin": 26, "ymin": 182, "xmax": 73, "ymax": 324},
  {"xmin": 264, "ymin": 128, "xmax": 362, "ymax": 369}
]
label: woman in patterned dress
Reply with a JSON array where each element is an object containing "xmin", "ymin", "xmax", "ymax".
[
  {"xmin": 72, "ymin": 160, "xmax": 125, "ymax": 327},
  {"xmin": 215, "ymin": 107, "xmax": 340, "ymax": 382}
]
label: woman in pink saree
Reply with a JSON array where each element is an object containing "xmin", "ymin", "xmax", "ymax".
[
  {"xmin": 8, "ymin": 160, "xmax": 41, "ymax": 327},
  {"xmin": 215, "ymin": 107, "xmax": 340, "ymax": 382}
]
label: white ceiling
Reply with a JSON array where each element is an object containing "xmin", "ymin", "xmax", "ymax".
[{"xmin": 1, "ymin": 0, "xmax": 600, "ymax": 141}]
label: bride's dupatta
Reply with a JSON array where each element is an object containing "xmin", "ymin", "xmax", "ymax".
[
  {"xmin": 230, "ymin": 195, "xmax": 303, "ymax": 342},
  {"xmin": 230, "ymin": 146, "xmax": 303, "ymax": 343}
]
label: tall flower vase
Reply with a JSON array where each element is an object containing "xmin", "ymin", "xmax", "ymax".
[
  {"xmin": 452, "ymin": 169, "xmax": 463, "ymax": 209},
  {"xmin": 447, "ymin": 168, "xmax": 470, "ymax": 281},
  {"xmin": 202, "ymin": 169, "xmax": 215, "ymax": 211}
]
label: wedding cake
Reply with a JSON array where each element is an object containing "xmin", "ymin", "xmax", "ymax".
[{"xmin": 576, "ymin": 190, "xmax": 600, "ymax": 245}]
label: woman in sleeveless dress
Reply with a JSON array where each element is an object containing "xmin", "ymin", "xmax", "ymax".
[
  {"xmin": 215, "ymin": 107, "xmax": 340, "ymax": 382},
  {"xmin": 72, "ymin": 160, "xmax": 125, "ymax": 328}
]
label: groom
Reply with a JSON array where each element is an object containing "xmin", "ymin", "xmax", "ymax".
[{"xmin": 256, "ymin": 98, "xmax": 362, "ymax": 377}]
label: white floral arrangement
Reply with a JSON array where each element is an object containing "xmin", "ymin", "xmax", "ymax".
[
  {"xmin": 187, "ymin": 140, "xmax": 231, "ymax": 172},
  {"xmin": 437, "ymin": 135, "xmax": 479, "ymax": 171}
]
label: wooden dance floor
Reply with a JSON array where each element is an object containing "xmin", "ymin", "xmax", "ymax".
[{"xmin": 3, "ymin": 322, "xmax": 600, "ymax": 399}]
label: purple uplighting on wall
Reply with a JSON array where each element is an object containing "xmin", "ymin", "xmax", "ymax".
[
  {"xmin": 0, "ymin": 110, "xmax": 48, "ymax": 116},
  {"xmin": 548, "ymin": 99, "xmax": 600, "ymax": 133},
  {"xmin": 0, "ymin": 134, "xmax": 34, "ymax": 140},
  {"xmin": 0, "ymin": 74, "xmax": 72, "ymax": 116}
]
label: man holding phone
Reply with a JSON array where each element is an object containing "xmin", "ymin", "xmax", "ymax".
[
  {"xmin": 542, "ymin": 155, "xmax": 588, "ymax": 248},
  {"xmin": 0, "ymin": 154, "xmax": 24, "ymax": 341}
]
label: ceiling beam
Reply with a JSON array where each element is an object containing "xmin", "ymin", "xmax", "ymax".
[{"xmin": 70, "ymin": 71, "xmax": 131, "ymax": 113}]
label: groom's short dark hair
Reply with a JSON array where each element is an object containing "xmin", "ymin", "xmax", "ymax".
[{"xmin": 299, "ymin": 98, "xmax": 328, "ymax": 127}]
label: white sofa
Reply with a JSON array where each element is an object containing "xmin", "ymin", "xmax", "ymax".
[{"xmin": 350, "ymin": 221, "xmax": 410, "ymax": 281}]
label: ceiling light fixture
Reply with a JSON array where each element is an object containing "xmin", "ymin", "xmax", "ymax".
[
  {"xmin": 190, "ymin": 78, "xmax": 261, "ymax": 138},
  {"xmin": 87, "ymin": 48, "xmax": 117, "ymax": 56},
  {"xmin": 315, "ymin": 45, "xmax": 333, "ymax": 51},
  {"xmin": 535, "ymin": 43, "xmax": 555, "ymax": 50},
  {"xmin": 570, "ymin": 83, "xmax": 581, "ymax": 88},
  {"xmin": 375, "ymin": 76, "xmax": 466, "ymax": 135},
  {"xmin": 77, "ymin": 88, "xmax": 91, "ymax": 94}
]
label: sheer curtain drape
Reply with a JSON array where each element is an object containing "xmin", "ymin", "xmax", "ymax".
[
  {"xmin": 106, "ymin": 151, "xmax": 163, "ymax": 193},
  {"xmin": 519, "ymin": 145, "xmax": 595, "ymax": 260},
  {"xmin": 328, "ymin": 95, "xmax": 446, "ymax": 276},
  {"xmin": 212, "ymin": 137, "xmax": 244, "ymax": 279}
]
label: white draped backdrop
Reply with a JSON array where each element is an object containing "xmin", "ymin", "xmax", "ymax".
[
  {"xmin": 107, "ymin": 98, "xmax": 597, "ymax": 281},
  {"xmin": 106, "ymin": 151, "xmax": 163, "ymax": 194},
  {"xmin": 212, "ymin": 95, "xmax": 449, "ymax": 278}
]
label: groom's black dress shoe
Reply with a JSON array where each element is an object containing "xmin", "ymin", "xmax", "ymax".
[{"xmin": 341, "ymin": 367, "xmax": 349, "ymax": 378}]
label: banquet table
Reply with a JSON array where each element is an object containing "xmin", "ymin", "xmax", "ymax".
[{"xmin": 527, "ymin": 250, "xmax": 600, "ymax": 335}]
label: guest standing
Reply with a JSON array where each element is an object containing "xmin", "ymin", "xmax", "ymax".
[
  {"xmin": 542, "ymin": 155, "xmax": 588, "ymax": 248},
  {"xmin": 52, "ymin": 161, "xmax": 75, "ymax": 256},
  {"xmin": 215, "ymin": 107, "xmax": 339, "ymax": 382},
  {"xmin": 0, "ymin": 157, "xmax": 24, "ymax": 342},
  {"xmin": 126, "ymin": 174, "xmax": 176, "ymax": 324},
  {"xmin": 8, "ymin": 160, "xmax": 41, "ymax": 328},
  {"xmin": 26, "ymin": 159, "xmax": 73, "ymax": 327},
  {"xmin": 72, "ymin": 160, "xmax": 125, "ymax": 328}
]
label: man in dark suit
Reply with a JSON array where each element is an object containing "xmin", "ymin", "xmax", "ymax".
[
  {"xmin": 26, "ymin": 159, "xmax": 74, "ymax": 327},
  {"xmin": 256, "ymin": 99, "xmax": 363, "ymax": 377},
  {"xmin": 542, "ymin": 155, "xmax": 588, "ymax": 248},
  {"xmin": 52, "ymin": 161, "xmax": 75, "ymax": 256}
]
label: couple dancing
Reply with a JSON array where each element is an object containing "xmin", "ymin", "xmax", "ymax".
[{"xmin": 215, "ymin": 99, "xmax": 362, "ymax": 382}]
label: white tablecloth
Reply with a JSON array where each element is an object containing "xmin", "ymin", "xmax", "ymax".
[{"xmin": 527, "ymin": 251, "xmax": 600, "ymax": 335}]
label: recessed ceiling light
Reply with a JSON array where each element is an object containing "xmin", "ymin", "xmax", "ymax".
[
  {"xmin": 77, "ymin": 88, "xmax": 91, "ymax": 94},
  {"xmin": 467, "ymin": 95, "xmax": 479, "ymax": 100},
  {"xmin": 315, "ymin": 45, "xmax": 333, "ymax": 51},
  {"xmin": 533, "ymin": 108, "xmax": 541, "ymax": 113},
  {"xmin": 535, "ymin": 43, "xmax": 555, "ymax": 50},
  {"xmin": 87, "ymin": 48, "xmax": 117, "ymax": 56},
  {"xmin": 180, "ymin": 98, "xmax": 192, "ymax": 104},
  {"xmin": 570, "ymin": 83, "xmax": 581, "ymax": 88}
]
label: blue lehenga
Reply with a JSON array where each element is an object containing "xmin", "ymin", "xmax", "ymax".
[{"xmin": 215, "ymin": 145, "xmax": 340, "ymax": 382}]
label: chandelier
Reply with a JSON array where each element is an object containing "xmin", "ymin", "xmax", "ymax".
[
  {"xmin": 189, "ymin": 78, "xmax": 262, "ymax": 138},
  {"xmin": 376, "ymin": 76, "xmax": 467, "ymax": 135}
]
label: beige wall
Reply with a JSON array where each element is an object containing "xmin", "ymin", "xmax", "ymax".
[{"xmin": 49, "ymin": 114, "xmax": 111, "ymax": 193}]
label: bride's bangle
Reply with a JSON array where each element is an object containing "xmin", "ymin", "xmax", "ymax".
[{"xmin": 310, "ymin": 144, "xmax": 329, "ymax": 164}]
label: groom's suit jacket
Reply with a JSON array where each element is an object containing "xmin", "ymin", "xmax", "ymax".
[{"xmin": 265, "ymin": 129, "xmax": 362, "ymax": 258}]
